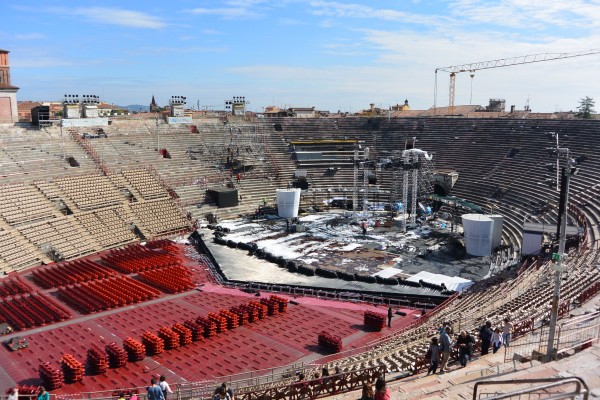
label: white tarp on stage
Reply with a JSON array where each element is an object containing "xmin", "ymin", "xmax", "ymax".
[
  {"xmin": 372, "ymin": 267, "xmax": 403, "ymax": 278},
  {"xmin": 406, "ymin": 271, "xmax": 473, "ymax": 292}
]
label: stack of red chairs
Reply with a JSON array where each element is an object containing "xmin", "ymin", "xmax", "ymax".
[
  {"xmin": 106, "ymin": 342, "xmax": 127, "ymax": 368},
  {"xmin": 318, "ymin": 331, "xmax": 343, "ymax": 353},
  {"xmin": 219, "ymin": 309, "xmax": 239, "ymax": 330},
  {"xmin": 172, "ymin": 323, "xmax": 192, "ymax": 346},
  {"xmin": 196, "ymin": 317, "xmax": 217, "ymax": 337},
  {"xmin": 364, "ymin": 311, "xmax": 386, "ymax": 331},
  {"xmin": 123, "ymin": 338, "xmax": 146, "ymax": 361},
  {"xmin": 238, "ymin": 304, "xmax": 259, "ymax": 322},
  {"xmin": 39, "ymin": 362, "xmax": 63, "ymax": 390},
  {"xmin": 87, "ymin": 345, "xmax": 108, "ymax": 374},
  {"xmin": 101, "ymin": 244, "xmax": 180, "ymax": 273},
  {"xmin": 32, "ymin": 259, "xmax": 115, "ymax": 289},
  {"xmin": 207, "ymin": 312, "xmax": 228, "ymax": 333},
  {"xmin": 229, "ymin": 306, "xmax": 249, "ymax": 325},
  {"xmin": 0, "ymin": 276, "xmax": 32, "ymax": 297},
  {"xmin": 137, "ymin": 265, "xmax": 194, "ymax": 293},
  {"xmin": 248, "ymin": 301, "xmax": 268, "ymax": 319},
  {"xmin": 142, "ymin": 332, "xmax": 164, "ymax": 355},
  {"xmin": 269, "ymin": 295, "xmax": 289, "ymax": 312},
  {"xmin": 184, "ymin": 320, "xmax": 205, "ymax": 341},
  {"xmin": 61, "ymin": 354, "xmax": 84, "ymax": 383},
  {"xmin": 158, "ymin": 327, "xmax": 180, "ymax": 350},
  {"xmin": 260, "ymin": 298, "xmax": 280, "ymax": 316}
]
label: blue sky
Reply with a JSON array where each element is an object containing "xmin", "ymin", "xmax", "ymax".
[{"xmin": 1, "ymin": 0, "xmax": 599, "ymax": 112}]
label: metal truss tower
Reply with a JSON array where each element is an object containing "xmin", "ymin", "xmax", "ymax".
[{"xmin": 388, "ymin": 149, "xmax": 434, "ymax": 231}]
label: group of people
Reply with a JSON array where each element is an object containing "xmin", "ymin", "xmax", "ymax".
[
  {"xmin": 146, "ymin": 376, "xmax": 174, "ymax": 400},
  {"xmin": 425, "ymin": 318, "xmax": 514, "ymax": 375}
]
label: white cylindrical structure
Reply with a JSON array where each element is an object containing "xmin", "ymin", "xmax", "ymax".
[
  {"xmin": 277, "ymin": 189, "xmax": 301, "ymax": 218},
  {"xmin": 462, "ymin": 214, "xmax": 494, "ymax": 256}
]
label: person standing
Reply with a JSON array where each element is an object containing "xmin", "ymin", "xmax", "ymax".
[
  {"xmin": 373, "ymin": 377, "xmax": 390, "ymax": 400},
  {"xmin": 8, "ymin": 388, "xmax": 18, "ymax": 400},
  {"xmin": 426, "ymin": 337, "xmax": 440, "ymax": 375},
  {"xmin": 438, "ymin": 327, "xmax": 452, "ymax": 373},
  {"xmin": 37, "ymin": 387, "xmax": 49, "ymax": 400},
  {"xmin": 491, "ymin": 327, "xmax": 503, "ymax": 354},
  {"xmin": 159, "ymin": 376, "xmax": 173, "ymax": 400},
  {"xmin": 360, "ymin": 382, "xmax": 374, "ymax": 400},
  {"xmin": 479, "ymin": 321, "xmax": 493, "ymax": 355},
  {"xmin": 147, "ymin": 378, "xmax": 164, "ymax": 400},
  {"xmin": 387, "ymin": 307, "xmax": 393, "ymax": 328},
  {"xmin": 214, "ymin": 383, "xmax": 234, "ymax": 400},
  {"xmin": 503, "ymin": 318, "xmax": 514, "ymax": 348},
  {"xmin": 456, "ymin": 330, "xmax": 475, "ymax": 367},
  {"xmin": 361, "ymin": 220, "xmax": 367, "ymax": 236}
]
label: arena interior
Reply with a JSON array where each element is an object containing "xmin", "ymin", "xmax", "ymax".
[{"xmin": 0, "ymin": 112, "xmax": 599, "ymax": 399}]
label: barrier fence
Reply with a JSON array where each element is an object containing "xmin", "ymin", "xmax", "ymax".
[{"xmin": 504, "ymin": 311, "xmax": 600, "ymax": 363}]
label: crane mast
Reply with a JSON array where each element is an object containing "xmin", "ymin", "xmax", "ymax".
[{"xmin": 435, "ymin": 49, "xmax": 600, "ymax": 114}]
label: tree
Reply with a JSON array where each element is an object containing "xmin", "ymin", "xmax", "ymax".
[{"xmin": 576, "ymin": 96, "xmax": 596, "ymax": 119}]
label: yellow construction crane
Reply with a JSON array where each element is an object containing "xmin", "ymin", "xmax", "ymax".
[{"xmin": 434, "ymin": 49, "xmax": 600, "ymax": 115}]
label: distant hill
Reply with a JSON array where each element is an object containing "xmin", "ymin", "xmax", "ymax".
[{"xmin": 120, "ymin": 104, "xmax": 149, "ymax": 112}]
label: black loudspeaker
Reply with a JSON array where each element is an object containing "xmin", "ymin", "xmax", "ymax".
[{"xmin": 368, "ymin": 175, "xmax": 377, "ymax": 184}]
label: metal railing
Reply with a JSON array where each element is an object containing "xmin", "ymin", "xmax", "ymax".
[
  {"xmin": 505, "ymin": 312, "xmax": 600, "ymax": 363},
  {"xmin": 473, "ymin": 377, "xmax": 589, "ymax": 399}
]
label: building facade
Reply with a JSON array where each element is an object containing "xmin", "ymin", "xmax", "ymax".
[{"xmin": 0, "ymin": 49, "xmax": 19, "ymax": 123}]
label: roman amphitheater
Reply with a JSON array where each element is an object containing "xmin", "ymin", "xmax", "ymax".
[{"xmin": 0, "ymin": 107, "xmax": 598, "ymax": 400}]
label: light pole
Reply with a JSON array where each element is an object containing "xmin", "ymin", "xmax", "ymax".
[{"xmin": 545, "ymin": 136, "xmax": 581, "ymax": 362}]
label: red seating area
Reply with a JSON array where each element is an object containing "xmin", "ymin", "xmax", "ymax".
[
  {"xmin": 57, "ymin": 276, "xmax": 160, "ymax": 314},
  {"xmin": 364, "ymin": 311, "xmax": 387, "ymax": 331},
  {"xmin": 158, "ymin": 327, "xmax": 180, "ymax": 350},
  {"xmin": 39, "ymin": 362, "xmax": 63, "ymax": 390},
  {"xmin": 318, "ymin": 331, "xmax": 343, "ymax": 353},
  {"xmin": 105, "ymin": 342, "xmax": 127, "ymax": 368},
  {"xmin": 86, "ymin": 345, "xmax": 108, "ymax": 374},
  {"xmin": 123, "ymin": 338, "xmax": 146, "ymax": 362},
  {"xmin": 101, "ymin": 244, "xmax": 180, "ymax": 273},
  {"xmin": 0, "ymin": 276, "xmax": 32, "ymax": 297},
  {"xmin": 0, "ymin": 292, "xmax": 70, "ymax": 330},
  {"xmin": 30, "ymin": 295, "xmax": 292, "ymax": 388},
  {"xmin": 137, "ymin": 265, "xmax": 194, "ymax": 293},
  {"xmin": 61, "ymin": 354, "xmax": 84, "ymax": 383},
  {"xmin": 32, "ymin": 259, "xmax": 115, "ymax": 289},
  {"xmin": 142, "ymin": 331, "xmax": 165, "ymax": 355}
]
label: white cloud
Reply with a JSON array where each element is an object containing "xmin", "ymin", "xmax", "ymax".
[
  {"xmin": 309, "ymin": 1, "xmax": 449, "ymax": 26},
  {"xmin": 13, "ymin": 6, "xmax": 167, "ymax": 29},
  {"xmin": 189, "ymin": 7, "xmax": 261, "ymax": 19},
  {"xmin": 69, "ymin": 7, "xmax": 167, "ymax": 29},
  {"xmin": 451, "ymin": 0, "xmax": 600, "ymax": 29},
  {"xmin": 14, "ymin": 33, "xmax": 46, "ymax": 40}
]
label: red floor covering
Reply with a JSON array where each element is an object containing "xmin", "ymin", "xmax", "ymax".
[{"xmin": 0, "ymin": 243, "xmax": 419, "ymax": 395}]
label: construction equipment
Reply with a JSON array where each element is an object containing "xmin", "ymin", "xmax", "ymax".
[{"xmin": 435, "ymin": 49, "xmax": 600, "ymax": 115}]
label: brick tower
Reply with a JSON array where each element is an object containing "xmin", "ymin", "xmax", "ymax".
[{"xmin": 0, "ymin": 49, "xmax": 19, "ymax": 123}]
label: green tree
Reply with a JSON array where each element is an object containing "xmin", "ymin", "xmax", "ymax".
[{"xmin": 576, "ymin": 96, "xmax": 596, "ymax": 119}]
